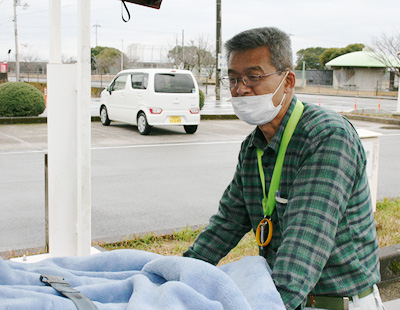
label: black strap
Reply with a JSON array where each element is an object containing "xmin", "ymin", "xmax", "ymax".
[
  {"xmin": 40, "ymin": 275, "xmax": 98, "ymax": 310},
  {"xmin": 121, "ymin": 0, "xmax": 131, "ymax": 22}
]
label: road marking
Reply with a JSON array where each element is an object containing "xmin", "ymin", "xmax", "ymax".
[
  {"xmin": 0, "ymin": 140, "xmax": 243, "ymax": 155},
  {"xmin": 1, "ymin": 132, "xmax": 399, "ymax": 155},
  {"xmin": 92, "ymin": 140, "xmax": 243, "ymax": 151},
  {"xmin": 380, "ymin": 133, "xmax": 400, "ymax": 137},
  {"xmin": 0, "ymin": 131, "xmax": 34, "ymax": 145},
  {"xmin": 0, "ymin": 131, "xmax": 43, "ymax": 154},
  {"xmin": 0, "ymin": 150, "xmax": 46, "ymax": 155}
]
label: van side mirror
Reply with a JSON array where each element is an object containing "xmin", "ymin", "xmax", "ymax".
[{"xmin": 107, "ymin": 86, "xmax": 112, "ymax": 94}]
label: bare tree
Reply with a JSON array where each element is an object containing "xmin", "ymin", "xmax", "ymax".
[
  {"xmin": 19, "ymin": 47, "xmax": 41, "ymax": 73},
  {"xmin": 62, "ymin": 55, "xmax": 77, "ymax": 63},
  {"xmin": 167, "ymin": 34, "xmax": 215, "ymax": 75},
  {"xmin": 126, "ymin": 43, "xmax": 141, "ymax": 68},
  {"xmin": 371, "ymin": 31, "xmax": 400, "ymax": 77},
  {"xmin": 191, "ymin": 35, "xmax": 215, "ymax": 78}
]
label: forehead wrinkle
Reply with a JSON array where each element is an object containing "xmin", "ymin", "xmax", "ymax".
[{"xmin": 228, "ymin": 66, "xmax": 265, "ymax": 75}]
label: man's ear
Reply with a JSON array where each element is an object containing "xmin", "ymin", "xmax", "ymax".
[{"xmin": 284, "ymin": 71, "xmax": 296, "ymax": 93}]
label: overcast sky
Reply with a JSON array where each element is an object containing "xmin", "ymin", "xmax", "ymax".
[{"xmin": 0, "ymin": 0, "xmax": 399, "ymax": 66}]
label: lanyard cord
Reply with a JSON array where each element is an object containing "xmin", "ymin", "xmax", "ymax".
[{"xmin": 257, "ymin": 99, "xmax": 304, "ymax": 217}]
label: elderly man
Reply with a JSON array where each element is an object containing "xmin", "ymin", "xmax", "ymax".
[{"xmin": 183, "ymin": 27, "xmax": 384, "ymax": 310}]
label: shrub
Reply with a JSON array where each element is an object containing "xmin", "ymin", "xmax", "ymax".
[
  {"xmin": 0, "ymin": 82, "xmax": 45, "ymax": 117},
  {"xmin": 28, "ymin": 82, "xmax": 47, "ymax": 93},
  {"xmin": 199, "ymin": 88, "xmax": 205, "ymax": 110}
]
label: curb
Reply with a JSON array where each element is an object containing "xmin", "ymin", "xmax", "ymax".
[
  {"xmin": 379, "ymin": 244, "xmax": 400, "ymax": 282},
  {"xmin": 0, "ymin": 116, "xmax": 100, "ymax": 125},
  {"xmin": 200, "ymin": 114, "xmax": 238, "ymax": 120},
  {"xmin": 0, "ymin": 116, "xmax": 47, "ymax": 125},
  {"xmin": 0, "ymin": 115, "xmax": 240, "ymax": 124},
  {"xmin": 1, "ymin": 113, "xmax": 399, "ymax": 125},
  {"xmin": 378, "ymin": 244, "xmax": 400, "ymax": 301},
  {"xmin": 296, "ymin": 91, "xmax": 398, "ymax": 101},
  {"xmin": 341, "ymin": 113, "xmax": 400, "ymax": 126}
]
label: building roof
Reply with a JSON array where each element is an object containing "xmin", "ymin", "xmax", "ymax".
[{"xmin": 326, "ymin": 50, "xmax": 400, "ymax": 68}]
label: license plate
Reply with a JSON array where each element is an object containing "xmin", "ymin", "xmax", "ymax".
[{"xmin": 169, "ymin": 116, "xmax": 181, "ymax": 123}]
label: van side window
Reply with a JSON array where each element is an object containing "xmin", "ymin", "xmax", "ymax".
[
  {"xmin": 131, "ymin": 73, "xmax": 149, "ymax": 90},
  {"xmin": 112, "ymin": 75, "xmax": 128, "ymax": 91},
  {"xmin": 154, "ymin": 73, "xmax": 195, "ymax": 93}
]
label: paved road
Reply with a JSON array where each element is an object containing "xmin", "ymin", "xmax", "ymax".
[{"xmin": 0, "ymin": 118, "xmax": 399, "ymax": 254}]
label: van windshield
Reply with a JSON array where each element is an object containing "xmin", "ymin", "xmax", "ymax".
[{"xmin": 154, "ymin": 73, "xmax": 195, "ymax": 93}]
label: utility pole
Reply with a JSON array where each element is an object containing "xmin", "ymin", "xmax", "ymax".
[
  {"xmin": 93, "ymin": 23, "xmax": 101, "ymax": 47},
  {"xmin": 397, "ymin": 52, "xmax": 400, "ymax": 115},
  {"xmin": 215, "ymin": 0, "xmax": 222, "ymax": 101},
  {"xmin": 13, "ymin": 0, "xmax": 20, "ymax": 81},
  {"xmin": 121, "ymin": 40, "xmax": 124, "ymax": 71},
  {"xmin": 182, "ymin": 29, "xmax": 185, "ymax": 69}
]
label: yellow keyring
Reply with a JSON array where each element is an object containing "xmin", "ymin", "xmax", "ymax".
[{"xmin": 256, "ymin": 217, "xmax": 273, "ymax": 247}]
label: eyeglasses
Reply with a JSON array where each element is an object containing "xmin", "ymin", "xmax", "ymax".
[{"xmin": 220, "ymin": 71, "xmax": 286, "ymax": 88}]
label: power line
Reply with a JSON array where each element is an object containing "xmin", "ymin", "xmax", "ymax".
[{"xmin": 0, "ymin": 3, "xmax": 75, "ymax": 24}]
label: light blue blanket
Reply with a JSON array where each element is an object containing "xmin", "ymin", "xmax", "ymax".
[{"xmin": 0, "ymin": 249, "xmax": 285, "ymax": 309}]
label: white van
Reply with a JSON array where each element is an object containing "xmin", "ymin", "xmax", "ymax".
[{"xmin": 99, "ymin": 69, "xmax": 200, "ymax": 135}]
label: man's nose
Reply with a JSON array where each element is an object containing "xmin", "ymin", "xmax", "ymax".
[{"xmin": 234, "ymin": 79, "xmax": 252, "ymax": 96}]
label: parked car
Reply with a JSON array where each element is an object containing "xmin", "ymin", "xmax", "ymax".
[{"xmin": 99, "ymin": 68, "xmax": 200, "ymax": 135}]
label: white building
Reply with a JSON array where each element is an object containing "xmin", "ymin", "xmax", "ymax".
[{"xmin": 326, "ymin": 49, "xmax": 399, "ymax": 91}]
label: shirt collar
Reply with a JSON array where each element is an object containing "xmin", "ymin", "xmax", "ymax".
[{"xmin": 250, "ymin": 95, "xmax": 298, "ymax": 153}]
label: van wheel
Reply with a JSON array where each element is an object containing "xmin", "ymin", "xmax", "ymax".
[
  {"xmin": 184, "ymin": 125, "xmax": 198, "ymax": 134},
  {"xmin": 100, "ymin": 106, "xmax": 111, "ymax": 126},
  {"xmin": 137, "ymin": 112, "xmax": 151, "ymax": 135}
]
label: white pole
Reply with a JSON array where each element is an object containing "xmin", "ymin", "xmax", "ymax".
[
  {"xmin": 48, "ymin": 0, "xmax": 79, "ymax": 257},
  {"xmin": 49, "ymin": 0, "xmax": 61, "ymax": 63},
  {"xmin": 47, "ymin": 0, "xmax": 92, "ymax": 257},
  {"xmin": 47, "ymin": 62, "xmax": 78, "ymax": 257},
  {"xmin": 76, "ymin": 0, "xmax": 92, "ymax": 256}
]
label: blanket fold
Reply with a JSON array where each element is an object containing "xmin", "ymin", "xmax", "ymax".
[{"xmin": 0, "ymin": 249, "xmax": 285, "ymax": 310}]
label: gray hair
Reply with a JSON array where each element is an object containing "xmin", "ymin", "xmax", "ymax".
[{"xmin": 224, "ymin": 27, "xmax": 293, "ymax": 71}]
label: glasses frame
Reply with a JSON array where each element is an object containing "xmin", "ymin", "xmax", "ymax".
[{"xmin": 220, "ymin": 70, "xmax": 287, "ymax": 88}]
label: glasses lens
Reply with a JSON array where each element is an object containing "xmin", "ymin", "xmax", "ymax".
[
  {"xmin": 243, "ymin": 75, "xmax": 261, "ymax": 86},
  {"xmin": 221, "ymin": 76, "xmax": 236, "ymax": 88}
]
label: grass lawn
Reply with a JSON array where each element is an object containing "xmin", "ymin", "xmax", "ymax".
[
  {"xmin": 2, "ymin": 198, "xmax": 399, "ymax": 261},
  {"xmin": 101, "ymin": 198, "xmax": 400, "ymax": 265}
]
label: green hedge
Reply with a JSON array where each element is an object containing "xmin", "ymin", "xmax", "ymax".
[
  {"xmin": 0, "ymin": 82, "xmax": 45, "ymax": 117},
  {"xmin": 199, "ymin": 89, "xmax": 205, "ymax": 110}
]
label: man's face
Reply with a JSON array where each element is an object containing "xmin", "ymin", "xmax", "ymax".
[{"xmin": 228, "ymin": 46, "xmax": 286, "ymax": 106}]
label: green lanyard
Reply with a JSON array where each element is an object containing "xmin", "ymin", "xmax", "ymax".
[{"xmin": 256, "ymin": 99, "xmax": 304, "ymax": 247}]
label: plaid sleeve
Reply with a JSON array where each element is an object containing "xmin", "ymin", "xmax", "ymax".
[
  {"xmin": 272, "ymin": 125, "xmax": 364, "ymax": 309},
  {"xmin": 183, "ymin": 142, "xmax": 253, "ymax": 265}
]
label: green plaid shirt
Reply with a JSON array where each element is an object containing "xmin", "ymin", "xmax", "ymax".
[{"xmin": 184, "ymin": 96, "xmax": 380, "ymax": 309}]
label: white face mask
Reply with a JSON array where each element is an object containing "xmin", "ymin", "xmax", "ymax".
[{"xmin": 231, "ymin": 71, "xmax": 289, "ymax": 125}]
